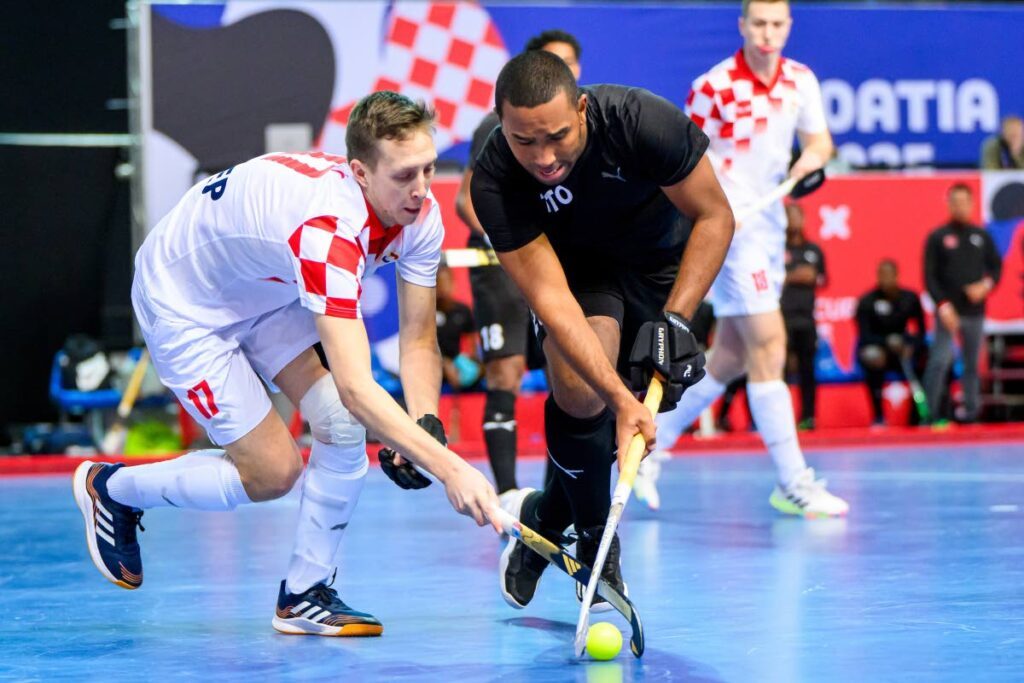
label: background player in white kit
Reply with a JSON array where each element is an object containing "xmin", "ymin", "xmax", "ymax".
[
  {"xmin": 72, "ymin": 92, "xmax": 500, "ymax": 636},
  {"xmin": 634, "ymin": 0, "xmax": 848, "ymax": 517}
]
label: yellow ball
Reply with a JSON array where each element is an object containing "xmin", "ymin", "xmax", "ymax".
[{"xmin": 585, "ymin": 622, "xmax": 623, "ymax": 661}]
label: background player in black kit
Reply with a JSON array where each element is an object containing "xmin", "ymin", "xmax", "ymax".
[
  {"xmin": 471, "ymin": 51, "xmax": 734, "ymax": 609},
  {"xmin": 780, "ymin": 203, "xmax": 826, "ymax": 431},
  {"xmin": 856, "ymin": 259, "xmax": 926, "ymax": 426},
  {"xmin": 455, "ymin": 30, "xmax": 582, "ymax": 501}
]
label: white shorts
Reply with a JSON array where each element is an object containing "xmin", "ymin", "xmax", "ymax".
[
  {"xmin": 708, "ymin": 227, "xmax": 784, "ymax": 318},
  {"xmin": 132, "ymin": 287, "xmax": 320, "ymax": 446}
]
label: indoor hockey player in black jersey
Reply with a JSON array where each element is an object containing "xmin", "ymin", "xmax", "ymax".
[{"xmin": 470, "ymin": 50, "xmax": 734, "ymax": 609}]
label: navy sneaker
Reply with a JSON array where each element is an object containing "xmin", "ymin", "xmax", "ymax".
[
  {"xmin": 72, "ymin": 461, "xmax": 145, "ymax": 589},
  {"xmin": 273, "ymin": 576, "xmax": 383, "ymax": 637},
  {"xmin": 576, "ymin": 525, "xmax": 628, "ymax": 614}
]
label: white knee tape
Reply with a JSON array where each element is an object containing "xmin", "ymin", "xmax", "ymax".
[{"xmin": 299, "ymin": 374, "xmax": 366, "ymax": 449}]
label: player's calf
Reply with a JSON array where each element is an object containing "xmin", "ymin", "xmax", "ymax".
[{"xmin": 72, "ymin": 461, "xmax": 145, "ymax": 589}]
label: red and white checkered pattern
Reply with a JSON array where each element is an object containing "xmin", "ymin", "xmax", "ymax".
[
  {"xmin": 322, "ymin": 2, "xmax": 508, "ymax": 153},
  {"xmin": 289, "ymin": 215, "xmax": 365, "ymax": 319},
  {"xmin": 686, "ymin": 49, "xmax": 827, "ymax": 204}
]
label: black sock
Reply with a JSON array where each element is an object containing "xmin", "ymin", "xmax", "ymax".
[
  {"xmin": 541, "ymin": 395, "xmax": 615, "ymax": 530},
  {"xmin": 483, "ymin": 389, "xmax": 518, "ymax": 493}
]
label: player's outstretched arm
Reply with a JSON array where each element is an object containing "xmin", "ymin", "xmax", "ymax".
[
  {"xmin": 316, "ymin": 315, "xmax": 500, "ymax": 531},
  {"xmin": 395, "ymin": 276, "xmax": 443, "ymax": 420},
  {"xmin": 495, "ymin": 236, "xmax": 655, "ymax": 458},
  {"xmin": 661, "ymin": 155, "xmax": 735, "ymax": 318}
]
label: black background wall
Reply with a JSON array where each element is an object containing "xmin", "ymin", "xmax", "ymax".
[{"xmin": 1, "ymin": 2, "xmax": 131, "ymax": 430}]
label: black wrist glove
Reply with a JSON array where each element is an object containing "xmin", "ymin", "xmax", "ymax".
[
  {"xmin": 627, "ymin": 312, "xmax": 706, "ymax": 412},
  {"xmin": 377, "ymin": 414, "xmax": 447, "ymax": 490}
]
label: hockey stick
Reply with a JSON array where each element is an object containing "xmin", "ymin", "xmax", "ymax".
[
  {"xmin": 494, "ymin": 507, "xmax": 645, "ymax": 657},
  {"xmin": 735, "ymin": 167, "xmax": 826, "ymax": 227},
  {"xmin": 573, "ymin": 376, "xmax": 663, "ymax": 657},
  {"xmin": 99, "ymin": 349, "xmax": 150, "ymax": 455},
  {"xmin": 899, "ymin": 354, "xmax": 931, "ymax": 424},
  {"xmin": 443, "ymin": 247, "xmax": 499, "ymax": 268}
]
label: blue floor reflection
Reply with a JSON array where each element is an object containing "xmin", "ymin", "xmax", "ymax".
[{"xmin": 2, "ymin": 442, "xmax": 1023, "ymax": 681}]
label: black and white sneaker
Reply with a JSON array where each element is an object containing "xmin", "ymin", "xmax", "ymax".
[
  {"xmin": 72, "ymin": 461, "xmax": 145, "ymax": 590},
  {"xmin": 576, "ymin": 525, "xmax": 628, "ymax": 614},
  {"xmin": 273, "ymin": 575, "xmax": 383, "ymax": 637},
  {"xmin": 499, "ymin": 488, "xmax": 558, "ymax": 608}
]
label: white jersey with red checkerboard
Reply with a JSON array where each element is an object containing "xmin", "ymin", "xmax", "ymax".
[
  {"xmin": 686, "ymin": 49, "xmax": 827, "ymax": 229},
  {"xmin": 134, "ymin": 151, "xmax": 444, "ymax": 330}
]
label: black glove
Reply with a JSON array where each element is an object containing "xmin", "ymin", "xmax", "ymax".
[
  {"xmin": 377, "ymin": 414, "xmax": 446, "ymax": 490},
  {"xmin": 628, "ymin": 312, "xmax": 706, "ymax": 412}
]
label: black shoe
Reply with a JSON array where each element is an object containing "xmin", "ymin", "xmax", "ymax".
[
  {"xmin": 575, "ymin": 525, "xmax": 627, "ymax": 614},
  {"xmin": 499, "ymin": 489, "xmax": 558, "ymax": 608},
  {"xmin": 273, "ymin": 574, "xmax": 383, "ymax": 636},
  {"xmin": 72, "ymin": 461, "xmax": 145, "ymax": 589}
]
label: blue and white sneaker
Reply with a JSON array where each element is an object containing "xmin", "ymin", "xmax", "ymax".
[
  {"xmin": 72, "ymin": 461, "xmax": 145, "ymax": 589},
  {"xmin": 273, "ymin": 576, "xmax": 383, "ymax": 637}
]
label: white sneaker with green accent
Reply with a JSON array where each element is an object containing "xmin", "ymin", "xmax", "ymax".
[
  {"xmin": 633, "ymin": 449, "xmax": 668, "ymax": 511},
  {"xmin": 769, "ymin": 467, "xmax": 849, "ymax": 518}
]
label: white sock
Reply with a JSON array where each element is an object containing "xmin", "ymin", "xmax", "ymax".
[
  {"xmin": 746, "ymin": 380, "xmax": 807, "ymax": 486},
  {"xmin": 655, "ymin": 372, "xmax": 727, "ymax": 450},
  {"xmin": 106, "ymin": 449, "xmax": 252, "ymax": 510},
  {"xmin": 285, "ymin": 439, "xmax": 368, "ymax": 595}
]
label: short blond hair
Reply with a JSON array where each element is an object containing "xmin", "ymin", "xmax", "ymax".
[
  {"xmin": 742, "ymin": 0, "xmax": 789, "ymax": 17},
  {"xmin": 345, "ymin": 91, "xmax": 434, "ymax": 168}
]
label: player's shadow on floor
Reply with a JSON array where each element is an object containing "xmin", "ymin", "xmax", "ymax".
[{"xmin": 501, "ymin": 617, "xmax": 726, "ymax": 682}]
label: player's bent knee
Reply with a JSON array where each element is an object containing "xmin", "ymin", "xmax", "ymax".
[
  {"xmin": 301, "ymin": 374, "xmax": 366, "ymax": 447},
  {"xmin": 860, "ymin": 345, "xmax": 885, "ymax": 368},
  {"xmin": 300, "ymin": 373, "xmax": 368, "ymax": 474}
]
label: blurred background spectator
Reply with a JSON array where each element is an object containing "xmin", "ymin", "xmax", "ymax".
[
  {"xmin": 980, "ymin": 115, "xmax": 1024, "ymax": 170},
  {"xmin": 922, "ymin": 184, "xmax": 1003, "ymax": 423},
  {"xmin": 856, "ymin": 259, "xmax": 926, "ymax": 426}
]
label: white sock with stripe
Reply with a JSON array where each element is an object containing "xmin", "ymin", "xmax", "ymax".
[
  {"xmin": 285, "ymin": 439, "xmax": 368, "ymax": 595},
  {"xmin": 105, "ymin": 449, "xmax": 252, "ymax": 510},
  {"xmin": 746, "ymin": 380, "xmax": 808, "ymax": 487},
  {"xmin": 654, "ymin": 372, "xmax": 727, "ymax": 450}
]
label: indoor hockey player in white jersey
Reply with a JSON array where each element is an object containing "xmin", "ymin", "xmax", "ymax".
[
  {"xmin": 634, "ymin": 0, "xmax": 848, "ymax": 518},
  {"xmin": 73, "ymin": 91, "xmax": 500, "ymax": 636}
]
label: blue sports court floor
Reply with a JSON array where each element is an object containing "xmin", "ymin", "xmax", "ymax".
[{"xmin": 2, "ymin": 442, "xmax": 1023, "ymax": 682}]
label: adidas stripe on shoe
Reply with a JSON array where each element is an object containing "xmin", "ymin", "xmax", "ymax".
[
  {"xmin": 273, "ymin": 577, "xmax": 383, "ymax": 637},
  {"xmin": 72, "ymin": 461, "xmax": 145, "ymax": 590}
]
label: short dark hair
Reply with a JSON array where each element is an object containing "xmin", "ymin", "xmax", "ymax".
[
  {"xmin": 524, "ymin": 29, "xmax": 582, "ymax": 60},
  {"xmin": 345, "ymin": 91, "xmax": 434, "ymax": 168},
  {"xmin": 494, "ymin": 50, "xmax": 578, "ymax": 118},
  {"xmin": 948, "ymin": 182, "xmax": 973, "ymax": 197},
  {"xmin": 878, "ymin": 258, "xmax": 898, "ymax": 272}
]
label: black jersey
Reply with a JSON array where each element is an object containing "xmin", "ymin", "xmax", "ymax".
[
  {"xmin": 855, "ymin": 287, "xmax": 925, "ymax": 348},
  {"xmin": 466, "ymin": 111, "xmax": 500, "ymax": 250},
  {"xmin": 470, "ymin": 85, "xmax": 709, "ymax": 267},
  {"xmin": 923, "ymin": 222, "xmax": 1002, "ymax": 316}
]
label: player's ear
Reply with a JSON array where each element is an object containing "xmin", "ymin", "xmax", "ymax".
[
  {"xmin": 349, "ymin": 158, "xmax": 370, "ymax": 190},
  {"xmin": 576, "ymin": 93, "xmax": 588, "ymax": 119}
]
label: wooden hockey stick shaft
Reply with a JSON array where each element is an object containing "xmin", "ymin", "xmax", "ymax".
[{"xmin": 573, "ymin": 376, "xmax": 662, "ymax": 657}]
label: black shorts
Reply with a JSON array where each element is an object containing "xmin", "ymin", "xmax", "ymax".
[
  {"xmin": 469, "ymin": 265, "xmax": 530, "ymax": 362},
  {"xmin": 538, "ymin": 252, "xmax": 679, "ymax": 375}
]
